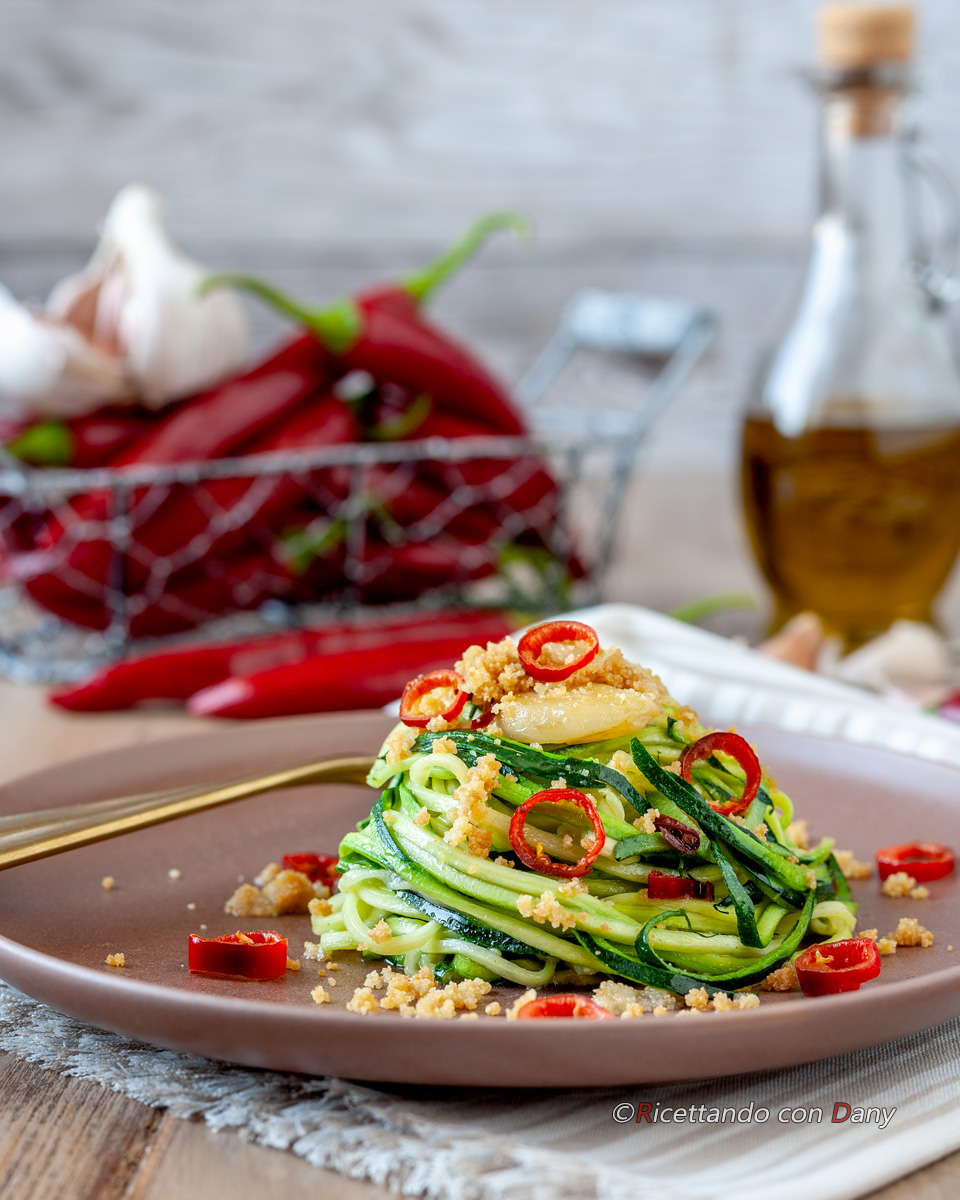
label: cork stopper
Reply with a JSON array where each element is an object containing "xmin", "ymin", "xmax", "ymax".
[{"xmin": 818, "ymin": 5, "xmax": 915, "ymax": 69}]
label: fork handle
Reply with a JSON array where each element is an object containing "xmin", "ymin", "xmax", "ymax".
[{"xmin": 0, "ymin": 755, "xmax": 374, "ymax": 871}]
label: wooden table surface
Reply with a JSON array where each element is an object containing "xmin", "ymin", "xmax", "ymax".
[{"xmin": 1, "ymin": 463, "xmax": 959, "ymax": 1199}]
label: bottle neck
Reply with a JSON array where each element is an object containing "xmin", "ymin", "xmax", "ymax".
[{"xmin": 817, "ymin": 84, "xmax": 913, "ymax": 286}]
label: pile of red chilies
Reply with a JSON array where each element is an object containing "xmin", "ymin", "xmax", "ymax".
[{"xmin": 1, "ymin": 214, "xmax": 560, "ymax": 637}]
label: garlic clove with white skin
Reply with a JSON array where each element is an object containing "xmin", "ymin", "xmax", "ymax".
[
  {"xmin": 47, "ymin": 185, "xmax": 249, "ymax": 409},
  {"xmin": 0, "ymin": 285, "xmax": 132, "ymax": 420}
]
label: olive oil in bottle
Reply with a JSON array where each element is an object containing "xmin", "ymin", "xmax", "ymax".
[
  {"xmin": 742, "ymin": 417, "xmax": 960, "ymax": 645},
  {"xmin": 741, "ymin": 5, "xmax": 960, "ymax": 647}
]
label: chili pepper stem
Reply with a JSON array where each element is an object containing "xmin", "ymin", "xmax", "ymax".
[
  {"xmin": 400, "ymin": 211, "xmax": 533, "ymax": 304},
  {"xmin": 200, "ymin": 210, "xmax": 531, "ymax": 353},
  {"xmin": 199, "ymin": 275, "xmax": 361, "ymax": 355}
]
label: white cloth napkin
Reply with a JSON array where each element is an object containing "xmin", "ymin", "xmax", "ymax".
[{"xmin": 7, "ymin": 602, "xmax": 960, "ymax": 1200}]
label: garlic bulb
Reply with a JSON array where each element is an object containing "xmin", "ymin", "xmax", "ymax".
[
  {"xmin": 0, "ymin": 285, "xmax": 132, "ymax": 418},
  {"xmin": 48, "ymin": 185, "xmax": 249, "ymax": 409},
  {"xmin": 0, "ymin": 185, "xmax": 249, "ymax": 421}
]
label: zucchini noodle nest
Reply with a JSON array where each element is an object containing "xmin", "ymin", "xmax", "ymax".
[{"xmin": 314, "ymin": 701, "xmax": 858, "ymax": 998}]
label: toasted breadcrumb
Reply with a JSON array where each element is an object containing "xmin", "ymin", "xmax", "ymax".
[
  {"xmin": 833, "ymin": 850, "xmax": 873, "ymax": 880},
  {"xmin": 632, "ymin": 808, "xmax": 661, "ymax": 835},
  {"xmin": 505, "ymin": 988, "xmax": 538, "ymax": 1019},
  {"xmin": 381, "ymin": 966, "xmax": 436, "ymax": 1011},
  {"xmin": 346, "ymin": 987, "xmax": 380, "ymax": 1014},
  {"xmin": 412, "ymin": 977, "xmax": 492, "ymax": 1019},
  {"xmin": 167, "ymin": 868, "xmax": 182, "ymax": 880},
  {"xmin": 253, "ymin": 862, "xmax": 281, "ymax": 887},
  {"xmin": 761, "ymin": 962, "xmax": 799, "ymax": 992},
  {"xmin": 557, "ymin": 877, "xmax": 588, "ymax": 897},
  {"xmin": 308, "ymin": 896, "xmax": 333, "ymax": 919},
  {"xmin": 751, "ymin": 823, "xmax": 768, "ymax": 841},
  {"xmin": 413, "ymin": 807, "xmax": 431, "ymax": 828},
  {"xmin": 327, "ymin": 962, "xmax": 338, "ymax": 971},
  {"xmin": 684, "ymin": 987, "xmax": 711, "ymax": 1011},
  {"xmin": 431, "ymin": 736, "xmax": 457, "ymax": 755},
  {"xmin": 327, "ymin": 976, "xmax": 337, "ymax": 986},
  {"xmin": 460, "ymin": 1011, "xmax": 480, "ymax": 1021},
  {"xmin": 888, "ymin": 917, "xmax": 934, "ymax": 947},
  {"xmin": 710, "ymin": 993, "xmax": 736, "ymax": 1012},
  {"xmin": 653, "ymin": 1005, "xmax": 669, "ymax": 1017},
  {"xmin": 485, "ymin": 1001, "xmax": 502, "ymax": 1016},
  {"xmin": 105, "ymin": 953, "xmax": 125, "ymax": 968},
  {"xmin": 364, "ymin": 970, "xmax": 384, "ymax": 989},
  {"xmin": 225, "ymin": 869, "xmax": 319, "ymax": 918},
  {"xmin": 384, "ymin": 723, "xmax": 418, "ymax": 764},
  {"xmin": 101, "ymin": 875, "xmax": 115, "ymax": 891},
  {"xmin": 733, "ymin": 993, "xmax": 760, "ymax": 1009},
  {"xmin": 494, "ymin": 856, "xmax": 515, "ymax": 868},
  {"xmin": 882, "ymin": 871, "xmax": 919, "ymax": 898},
  {"xmin": 593, "ymin": 980, "xmax": 681, "ymax": 1015},
  {"xmin": 444, "ymin": 753, "xmax": 500, "ymax": 857},
  {"xmin": 311, "ymin": 985, "xmax": 330, "ymax": 1005},
  {"xmin": 787, "ymin": 820, "xmax": 810, "ymax": 850},
  {"xmin": 877, "ymin": 938, "xmax": 897, "ymax": 955},
  {"xmin": 609, "ymin": 749, "xmax": 637, "ymax": 776},
  {"xmin": 286, "ymin": 958, "xmax": 300, "ymax": 971},
  {"xmin": 910, "ymin": 885, "xmax": 931, "ymax": 900},
  {"xmin": 458, "ymin": 638, "xmax": 670, "ymax": 712},
  {"xmin": 620, "ymin": 1004, "xmax": 646, "ymax": 1019},
  {"xmin": 367, "ymin": 919, "xmax": 392, "ymax": 945},
  {"xmin": 549, "ymin": 777, "xmax": 568, "ymax": 789},
  {"xmin": 516, "ymin": 890, "xmax": 578, "ymax": 932},
  {"xmin": 303, "ymin": 941, "xmax": 324, "ymax": 961}
]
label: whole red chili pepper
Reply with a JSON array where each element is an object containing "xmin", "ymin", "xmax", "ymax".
[
  {"xmin": 5, "ymin": 409, "xmax": 166, "ymax": 468},
  {"xmin": 204, "ymin": 214, "xmax": 531, "ymax": 436},
  {"xmin": 50, "ymin": 608, "xmax": 513, "ymax": 711},
  {"xmin": 186, "ymin": 630, "xmax": 510, "ymax": 719}
]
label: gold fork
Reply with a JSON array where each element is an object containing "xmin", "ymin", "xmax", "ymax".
[{"xmin": 0, "ymin": 755, "xmax": 374, "ymax": 871}]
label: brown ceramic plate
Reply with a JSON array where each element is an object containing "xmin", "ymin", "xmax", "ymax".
[{"xmin": 0, "ymin": 711, "xmax": 958, "ymax": 1088}]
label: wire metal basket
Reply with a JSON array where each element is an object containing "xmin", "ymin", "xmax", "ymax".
[{"xmin": 0, "ymin": 293, "xmax": 715, "ymax": 682}]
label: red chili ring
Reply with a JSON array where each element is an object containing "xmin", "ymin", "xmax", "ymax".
[
  {"xmin": 517, "ymin": 620, "xmax": 600, "ymax": 682},
  {"xmin": 516, "ymin": 993, "xmax": 614, "ymax": 1019},
  {"xmin": 646, "ymin": 869, "xmax": 715, "ymax": 902},
  {"xmin": 187, "ymin": 930, "xmax": 288, "ymax": 980},
  {"xmin": 399, "ymin": 669, "xmax": 468, "ymax": 728},
  {"xmin": 679, "ymin": 731, "xmax": 761, "ymax": 817},
  {"xmin": 508, "ymin": 788, "xmax": 605, "ymax": 878},
  {"xmin": 875, "ymin": 841, "xmax": 955, "ymax": 882},
  {"xmin": 794, "ymin": 937, "xmax": 881, "ymax": 996}
]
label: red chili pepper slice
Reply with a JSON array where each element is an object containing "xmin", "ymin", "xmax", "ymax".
[
  {"xmin": 508, "ymin": 788, "xmax": 605, "ymax": 878},
  {"xmin": 516, "ymin": 620, "xmax": 600, "ymax": 682},
  {"xmin": 282, "ymin": 853, "xmax": 339, "ymax": 888},
  {"xmin": 794, "ymin": 937, "xmax": 881, "ymax": 996},
  {"xmin": 646, "ymin": 869, "xmax": 715, "ymax": 902},
  {"xmin": 875, "ymin": 842, "xmax": 955, "ymax": 882},
  {"xmin": 471, "ymin": 709, "xmax": 495, "ymax": 730},
  {"xmin": 679, "ymin": 731, "xmax": 761, "ymax": 817},
  {"xmin": 187, "ymin": 930, "xmax": 288, "ymax": 980},
  {"xmin": 515, "ymin": 993, "xmax": 614, "ymax": 1019},
  {"xmin": 399, "ymin": 669, "xmax": 469, "ymax": 728}
]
